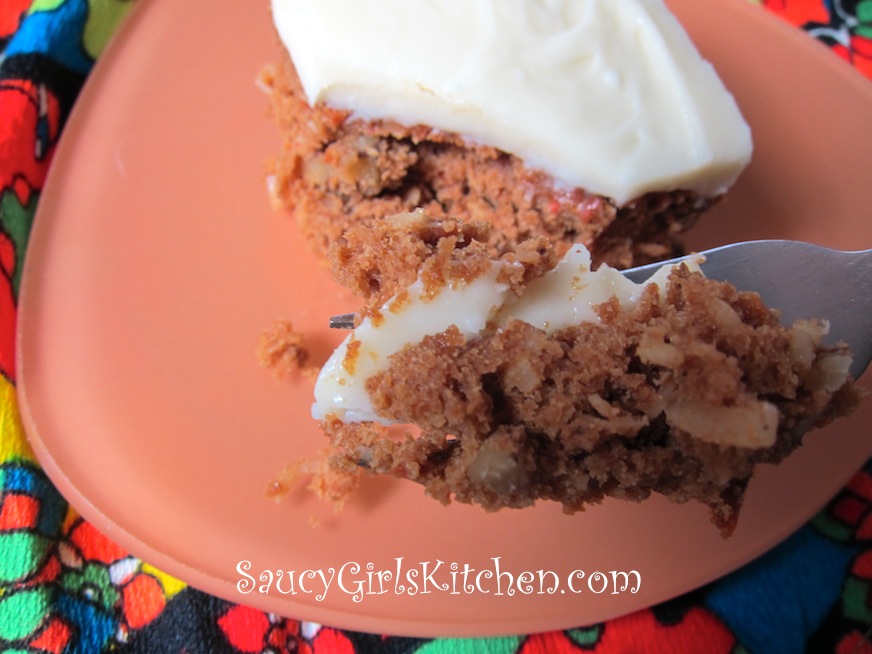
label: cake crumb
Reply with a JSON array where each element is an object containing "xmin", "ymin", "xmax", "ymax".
[
  {"xmin": 256, "ymin": 320, "xmax": 319, "ymax": 380},
  {"xmin": 267, "ymin": 449, "xmax": 361, "ymax": 513}
]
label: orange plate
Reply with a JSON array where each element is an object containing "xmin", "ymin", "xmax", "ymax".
[{"xmin": 17, "ymin": 0, "xmax": 872, "ymax": 637}]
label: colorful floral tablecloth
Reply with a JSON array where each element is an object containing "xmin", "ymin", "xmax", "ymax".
[{"xmin": 1, "ymin": 0, "xmax": 871, "ymax": 652}]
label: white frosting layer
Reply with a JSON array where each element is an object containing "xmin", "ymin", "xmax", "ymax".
[
  {"xmin": 312, "ymin": 245, "xmax": 701, "ymax": 422},
  {"xmin": 272, "ymin": 0, "xmax": 752, "ymax": 204}
]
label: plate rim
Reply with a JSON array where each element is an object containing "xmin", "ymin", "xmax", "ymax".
[{"xmin": 16, "ymin": 0, "xmax": 872, "ymax": 637}]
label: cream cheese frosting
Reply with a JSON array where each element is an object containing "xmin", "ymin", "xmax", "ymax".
[
  {"xmin": 312, "ymin": 244, "xmax": 702, "ymax": 423},
  {"xmin": 271, "ymin": 0, "xmax": 752, "ymax": 204}
]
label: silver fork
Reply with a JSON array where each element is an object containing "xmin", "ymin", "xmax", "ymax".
[{"xmin": 331, "ymin": 240, "xmax": 872, "ymax": 379}]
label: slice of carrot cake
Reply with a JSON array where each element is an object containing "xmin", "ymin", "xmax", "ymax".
[
  {"xmin": 310, "ymin": 214, "xmax": 862, "ymax": 536},
  {"xmin": 263, "ymin": 0, "xmax": 753, "ymax": 269}
]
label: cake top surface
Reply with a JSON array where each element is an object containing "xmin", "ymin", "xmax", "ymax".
[{"xmin": 271, "ymin": 0, "xmax": 753, "ymax": 204}]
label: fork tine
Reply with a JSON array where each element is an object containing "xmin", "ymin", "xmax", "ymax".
[{"xmin": 329, "ymin": 313, "xmax": 356, "ymax": 329}]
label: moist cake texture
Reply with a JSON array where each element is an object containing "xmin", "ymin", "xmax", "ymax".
[
  {"xmin": 264, "ymin": 0, "xmax": 752, "ymax": 269},
  {"xmin": 263, "ymin": 56, "xmax": 712, "ymax": 269},
  {"xmin": 312, "ymin": 214, "xmax": 862, "ymax": 536}
]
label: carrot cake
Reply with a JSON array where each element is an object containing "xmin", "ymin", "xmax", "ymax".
[
  {"xmin": 258, "ymin": 1, "xmax": 856, "ymax": 535},
  {"xmin": 263, "ymin": 0, "xmax": 753, "ymax": 269},
  {"xmin": 311, "ymin": 214, "xmax": 862, "ymax": 536}
]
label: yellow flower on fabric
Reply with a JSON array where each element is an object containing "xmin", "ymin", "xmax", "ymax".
[
  {"xmin": 0, "ymin": 377, "xmax": 35, "ymax": 464},
  {"xmin": 142, "ymin": 563, "xmax": 187, "ymax": 599}
]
